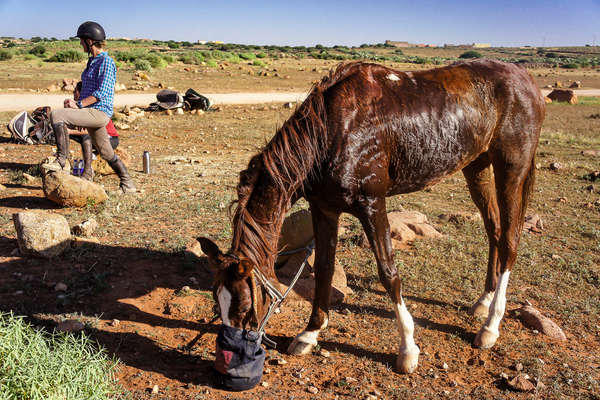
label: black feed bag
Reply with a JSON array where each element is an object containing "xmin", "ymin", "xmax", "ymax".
[{"xmin": 213, "ymin": 324, "xmax": 265, "ymax": 391}]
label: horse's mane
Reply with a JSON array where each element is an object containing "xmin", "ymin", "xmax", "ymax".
[{"xmin": 230, "ymin": 62, "xmax": 363, "ymax": 267}]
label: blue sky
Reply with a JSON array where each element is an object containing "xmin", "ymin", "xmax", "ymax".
[{"xmin": 1, "ymin": 0, "xmax": 599, "ymax": 47}]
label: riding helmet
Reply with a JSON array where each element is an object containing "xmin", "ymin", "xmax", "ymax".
[{"xmin": 76, "ymin": 21, "xmax": 106, "ymax": 42}]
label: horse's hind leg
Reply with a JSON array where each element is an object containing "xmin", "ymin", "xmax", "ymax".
[
  {"xmin": 474, "ymin": 147, "xmax": 537, "ymax": 349},
  {"xmin": 356, "ymin": 197, "xmax": 420, "ymax": 374},
  {"xmin": 462, "ymin": 153, "xmax": 502, "ymax": 318},
  {"xmin": 288, "ymin": 204, "xmax": 339, "ymax": 355}
]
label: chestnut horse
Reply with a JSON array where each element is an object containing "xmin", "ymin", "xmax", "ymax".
[{"xmin": 199, "ymin": 59, "xmax": 545, "ymax": 373}]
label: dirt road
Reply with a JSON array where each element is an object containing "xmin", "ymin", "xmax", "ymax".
[
  {"xmin": 0, "ymin": 92, "xmax": 308, "ymax": 112},
  {"xmin": 0, "ymin": 89, "xmax": 598, "ymax": 112}
]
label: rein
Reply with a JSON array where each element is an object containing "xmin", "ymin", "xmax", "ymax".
[{"xmin": 250, "ymin": 241, "xmax": 315, "ymax": 348}]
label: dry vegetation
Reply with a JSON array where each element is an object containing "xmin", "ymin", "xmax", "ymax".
[{"xmin": 0, "ymin": 45, "xmax": 599, "ymax": 399}]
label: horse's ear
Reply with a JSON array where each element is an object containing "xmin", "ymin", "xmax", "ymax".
[
  {"xmin": 197, "ymin": 237, "xmax": 221, "ymax": 260},
  {"xmin": 237, "ymin": 258, "xmax": 254, "ymax": 278}
]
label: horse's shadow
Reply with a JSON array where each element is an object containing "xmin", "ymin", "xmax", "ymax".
[{"xmin": 0, "ymin": 196, "xmax": 59, "ymax": 210}]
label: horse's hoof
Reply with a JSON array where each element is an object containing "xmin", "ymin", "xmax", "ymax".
[
  {"xmin": 287, "ymin": 338, "xmax": 315, "ymax": 355},
  {"xmin": 474, "ymin": 327, "xmax": 499, "ymax": 349},
  {"xmin": 469, "ymin": 302, "xmax": 490, "ymax": 318},
  {"xmin": 396, "ymin": 346, "xmax": 420, "ymax": 374}
]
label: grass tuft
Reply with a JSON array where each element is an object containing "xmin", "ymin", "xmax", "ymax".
[{"xmin": 0, "ymin": 312, "xmax": 121, "ymax": 400}]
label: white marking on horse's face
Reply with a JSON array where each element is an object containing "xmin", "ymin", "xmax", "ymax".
[
  {"xmin": 387, "ymin": 73, "xmax": 400, "ymax": 81},
  {"xmin": 217, "ymin": 286, "xmax": 232, "ymax": 326}
]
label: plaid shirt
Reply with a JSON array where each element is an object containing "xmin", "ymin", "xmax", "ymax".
[{"xmin": 80, "ymin": 52, "xmax": 116, "ymax": 117}]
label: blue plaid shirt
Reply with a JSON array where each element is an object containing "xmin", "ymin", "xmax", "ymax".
[{"xmin": 80, "ymin": 52, "xmax": 116, "ymax": 117}]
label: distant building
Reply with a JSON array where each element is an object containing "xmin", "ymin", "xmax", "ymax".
[
  {"xmin": 473, "ymin": 43, "xmax": 491, "ymax": 48},
  {"xmin": 197, "ymin": 40, "xmax": 208, "ymax": 44},
  {"xmin": 385, "ymin": 40, "xmax": 411, "ymax": 48}
]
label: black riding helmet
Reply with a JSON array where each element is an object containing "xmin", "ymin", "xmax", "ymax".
[{"xmin": 76, "ymin": 21, "xmax": 106, "ymax": 42}]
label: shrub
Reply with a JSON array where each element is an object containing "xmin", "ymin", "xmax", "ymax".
[
  {"xmin": 253, "ymin": 59, "xmax": 266, "ymax": 67},
  {"xmin": 144, "ymin": 53, "xmax": 167, "ymax": 69},
  {"xmin": 394, "ymin": 49, "xmax": 404, "ymax": 55},
  {"xmin": 134, "ymin": 59, "xmax": 152, "ymax": 71},
  {"xmin": 256, "ymin": 52, "xmax": 267, "ymax": 58},
  {"xmin": 47, "ymin": 50, "xmax": 85, "ymax": 62},
  {"xmin": 205, "ymin": 59, "xmax": 217, "ymax": 67},
  {"xmin": 167, "ymin": 42, "xmax": 180, "ymax": 49},
  {"xmin": 0, "ymin": 313, "xmax": 120, "ymax": 399},
  {"xmin": 29, "ymin": 44, "xmax": 46, "ymax": 56},
  {"xmin": 113, "ymin": 49, "xmax": 147, "ymax": 62},
  {"xmin": 561, "ymin": 63, "xmax": 579, "ymax": 69},
  {"xmin": 239, "ymin": 52, "xmax": 256, "ymax": 60},
  {"xmin": 23, "ymin": 54, "xmax": 37, "ymax": 60},
  {"xmin": 162, "ymin": 54, "xmax": 175, "ymax": 63},
  {"xmin": 459, "ymin": 50, "xmax": 482, "ymax": 59},
  {"xmin": 6, "ymin": 42, "xmax": 16, "ymax": 48},
  {"xmin": 0, "ymin": 49, "xmax": 13, "ymax": 61}
]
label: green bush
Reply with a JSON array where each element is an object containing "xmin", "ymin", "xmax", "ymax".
[
  {"xmin": 459, "ymin": 50, "xmax": 482, "ymax": 59},
  {"xmin": 134, "ymin": 59, "xmax": 152, "ymax": 72},
  {"xmin": 144, "ymin": 53, "xmax": 167, "ymax": 69},
  {"xmin": 113, "ymin": 49, "xmax": 147, "ymax": 62},
  {"xmin": 162, "ymin": 54, "xmax": 175, "ymax": 63},
  {"xmin": 0, "ymin": 49, "xmax": 13, "ymax": 61},
  {"xmin": 205, "ymin": 59, "xmax": 218, "ymax": 67},
  {"xmin": 0, "ymin": 313, "xmax": 120, "ymax": 399},
  {"xmin": 561, "ymin": 63, "xmax": 579, "ymax": 69},
  {"xmin": 6, "ymin": 42, "xmax": 16, "ymax": 48},
  {"xmin": 253, "ymin": 59, "xmax": 266, "ymax": 67},
  {"xmin": 239, "ymin": 52, "xmax": 256, "ymax": 60},
  {"xmin": 167, "ymin": 42, "xmax": 180, "ymax": 49},
  {"xmin": 256, "ymin": 52, "xmax": 267, "ymax": 58},
  {"xmin": 23, "ymin": 54, "xmax": 37, "ymax": 60},
  {"xmin": 29, "ymin": 44, "xmax": 46, "ymax": 56},
  {"xmin": 47, "ymin": 50, "xmax": 85, "ymax": 62}
]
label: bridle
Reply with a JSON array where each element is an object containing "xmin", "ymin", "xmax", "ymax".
[{"xmin": 226, "ymin": 241, "xmax": 314, "ymax": 349}]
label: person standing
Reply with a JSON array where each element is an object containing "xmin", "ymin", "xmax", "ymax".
[{"xmin": 47, "ymin": 21, "xmax": 135, "ymax": 193}]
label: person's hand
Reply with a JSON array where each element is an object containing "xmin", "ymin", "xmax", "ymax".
[{"xmin": 64, "ymin": 99, "xmax": 78, "ymax": 109}]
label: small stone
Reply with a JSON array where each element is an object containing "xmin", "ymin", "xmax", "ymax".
[
  {"xmin": 366, "ymin": 395, "xmax": 377, "ymax": 400},
  {"xmin": 181, "ymin": 285, "xmax": 191, "ymax": 292},
  {"xmin": 110, "ymin": 319, "xmax": 120, "ymax": 327},
  {"xmin": 307, "ymin": 385, "xmax": 319, "ymax": 394},
  {"xmin": 176, "ymin": 108, "xmax": 184, "ymax": 115},
  {"xmin": 263, "ymin": 368, "xmax": 271, "ymax": 374},
  {"xmin": 319, "ymin": 349, "xmax": 330, "ymax": 358},
  {"xmin": 515, "ymin": 362, "xmax": 524, "ymax": 372},
  {"xmin": 151, "ymin": 384, "xmax": 159, "ymax": 394},
  {"xmin": 57, "ymin": 319, "xmax": 84, "ymax": 332},
  {"xmin": 500, "ymin": 372, "xmax": 509, "ymax": 380},
  {"xmin": 54, "ymin": 282, "xmax": 67, "ymax": 292},
  {"xmin": 0, "ymin": 183, "xmax": 6, "ymax": 191},
  {"xmin": 341, "ymin": 308, "xmax": 351, "ymax": 315},
  {"xmin": 442, "ymin": 362, "xmax": 449, "ymax": 370},
  {"xmin": 165, "ymin": 109, "xmax": 173, "ymax": 116},
  {"xmin": 345, "ymin": 376, "xmax": 358, "ymax": 383},
  {"xmin": 549, "ymin": 162, "xmax": 562, "ymax": 171},
  {"xmin": 72, "ymin": 218, "xmax": 98, "ymax": 237},
  {"xmin": 507, "ymin": 374, "xmax": 535, "ymax": 392},
  {"xmin": 261, "ymin": 381, "xmax": 269, "ymax": 387},
  {"xmin": 276, "ymin": 358, "xmax": 287, "ymax": 365},
  {"xmin": 22, "ymin": 173, "xmax": 36, "ymax": 183}
]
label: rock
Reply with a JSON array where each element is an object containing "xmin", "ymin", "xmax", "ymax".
[
  {"xmin": 581, "ymin": 150, "xmax": 600, "ymax": 157},
  {"xmin": 13, "ymin": 211, "xmax": 71, "ymax": 258},
  {"xmin": 72, "ymin": 218, "xmax": 98, "ymax": 237},
  {"xmin": 507, "ymin": 374, "xmax": 535, "ymax": 392},
  {"xmin": 114, "ymin": 83, "xmax": 127, "ymax": 92},
  {"xmin": 439, "ymin": 212, "xmax": 481, "ymax": 223},
  {"xmin": 442, "ymin": 362, "xmax": 449, "ymax": 370},
  {"xmin": 319, "ymin": 349, "xmax": 330, "ymax": 358},
  {"xmin": 112, "ymin": 111, "xmax": 126, "ymax": 121},
  {"xmin": 569, "ymin": 81, "xmax": 582, "ymax": 89},
  {"xmin": 389, "ymin": 221, "xmax": 417, "ymax": 243},
  {"xmin": 110, "ymin": 319, "xmax": 120, "ymax": 327},
  {"xmin": 388, "ymin": 210, "xmax": 428, "ymax": 226},
  {"xmin": 46, "ymin": 84, "xmax": 60, "ymax": 92},
  {"xmin": 185, "ymin": 239, "xmax": 204, "ymax": 261},
  {"xmin": 261, "ymin": 381, "xmax": 269, "ymax": 387},
  {"xmin": 547, "ymin": 89, "xmax": 577, "ymax": 104},
  {"xmin": 515, "ymin": 305, "xmax": 566, "ymax": 340},
  {"xmin": 0, "ymin": 183, "xmax": 6, "ymax": 191},
  {"xmin": 165, "ymin": 109, "xmax": 173, "ymax": 116},
  {"xmin": 54, "ymin": 282, "xmax": 68, "ymax": 291},
  {"xmin": 114, "ymin": 122, "xmax": 130, "ymax": 130},
  {"xmin": 276, "ymin": 248, "xmax": 314, "ymax": 280},
  {"xmin": 523, "ymin": 214, "xmax": 543, "ymax": 233},
  {"xmin": 71, "ymin": 236, "xmax": 100, "ymax": 248},
  {"xmin": 176, "ymin": 108, "xmax": 184, "ymax": 115},
  {"xmin": 22, "ymin": 173, "xmax": 37, "ymax": 183},
  {"xmin": 345, "ymin": 376, "xmax": 358, "ymax": 383},
  {"xmin": 549, "ymin": 162, "xmax": 562, "ymax": 171},
  {"xmin": 151, "ymin": 384, "xmax": 159, "ymax": 394},
  {"xmin": 56, "ymin": 320, "xmax": 84, "ymax": 333},
  {"xmin": 307, "ymin": 386, "xmax": 319, "ymax": 394},
  {"xmin": 42, "ymin": 171, "xmax": 108, "ymax": 207},
  {"xmin": 514, "ymin": 362, "xmax": 524, "ymax": 372},
  {"xmin": 276, "ymin": 209, "xmax": 314, "ymax": 266},
  {"xmin": 407, "ymin": 223, "xmax": 443, "ymax": 238}
]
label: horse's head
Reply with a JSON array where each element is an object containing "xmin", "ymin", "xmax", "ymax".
[{"xmin": 198, "ymin": 237, "xmax": 265, "ymax": 330}]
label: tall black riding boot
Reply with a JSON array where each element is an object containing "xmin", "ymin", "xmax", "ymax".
[
  {"xmin": 80, "ymin": 135, "xmax": 94, "ymax": 181},
  {"xmin": 108, "ymin": 155, "xmax": 136, "ymax": 193},
  {"xmin": 45, "ymin": 122, "xmax": 70, "ymax": 171}
]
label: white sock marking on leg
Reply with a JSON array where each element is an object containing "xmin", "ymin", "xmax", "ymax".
[
  {"xmin": 217, "ymin": 286, "xmax": 232, "ymax": 326},
  {"xmin": 476, "ymin": 291, "xmax": 495, "ymax": 308},
  {"xmin": 482, "ymin": 271, "xmax": 511, "ymax": 336},
  {"xmin": 295, "ymin": 315, "xmax": 328, "ymax": 346},
  {"xmin": 393, "ymin": 299, "xmax": 419, "ymax": 355}
]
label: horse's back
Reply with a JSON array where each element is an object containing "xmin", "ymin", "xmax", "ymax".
[{"xmin": 319, "ymin": 60, "xmax": 544, "ymax": 198}]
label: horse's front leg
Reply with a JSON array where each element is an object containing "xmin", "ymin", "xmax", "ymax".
[
  {"xmin": 357, "ymin": 197, "xmax": 420, "ymax": 374},
  {"xmin": 288, "ymin": 205, "xmax": 340, "ymax": 355}
]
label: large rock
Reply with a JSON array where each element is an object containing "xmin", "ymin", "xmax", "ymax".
[
  {"xmin": 547, "ymin": 89, "xmax": 578, "ymax": 104},
  {"xmin": 42, "ymin": 170, "xmax": 108, "ymax": 207},
  {"xmin": 516, "ymin": 305, "xmax": 566, "ymax": 341},
  {"xmin": 92, "ymin": 148, "xmax": 132, "ymax": 176},
  {"xmin": 13, "ymin": 211, "xmax": 71, "ymax": 258},
  {"xmin": 72, "ymin": 218, "xmax": 98, "ymax": 237},
  {"xmin": 276, "ymin": 209, "xmax": 313, "ymax": 266}
]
